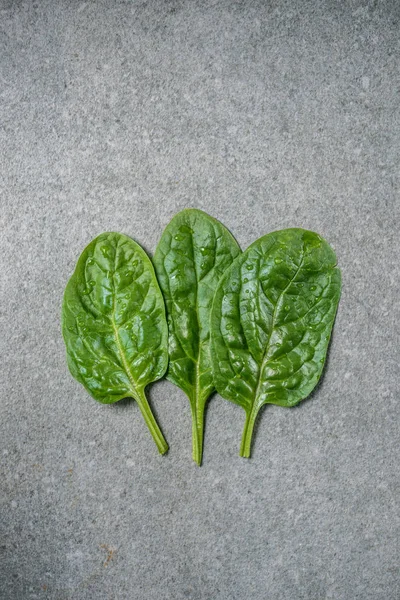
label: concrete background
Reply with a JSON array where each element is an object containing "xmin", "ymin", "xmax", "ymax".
[{"xmin": 1, "ymin": 1, "xmax": 399, "ymax": 598}]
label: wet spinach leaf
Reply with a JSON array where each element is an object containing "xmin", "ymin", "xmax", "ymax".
[
  {"xmin": 62, "ymin": 232, "xmax": 169, "ymax": 454},
  {"xmin": 154, "ymin": 209, "xmax": 241, "ymax": 464},
  {"xmin": 211, "ymin": 228, "xmax": 341, "ymax": 458}
]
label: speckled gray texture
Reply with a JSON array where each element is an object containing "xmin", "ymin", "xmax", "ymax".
[{"xmin": 1, "ymin": 1, "xmax": 399, "ymax": 599}]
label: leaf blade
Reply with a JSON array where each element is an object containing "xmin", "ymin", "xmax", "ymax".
[
  {"xmin": 211, "ymin": 228, "xmax": 341, "ymax": 457},
  {"xmin": 62, "ymin": 232, "xmax": 169, "ymax": 453},
  {"xmin": 154, "ymin": 209, "xmax": 241, "ymax": 464}
]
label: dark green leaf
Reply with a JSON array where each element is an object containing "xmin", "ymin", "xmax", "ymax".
[
  {"xmin": 211, "ymin": 228, "xmax": 341, "ymax": 458},
  {"xmin": 153, "ymin": 209, "xmax": 241, "ymax": 464},
  {"xmin": 62, "ymin": 232, "xmax": 169, "ymax": 454}
]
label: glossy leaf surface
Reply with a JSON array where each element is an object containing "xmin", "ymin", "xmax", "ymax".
[
  {"xmin": 62, "ymin": 232, "xmax": 169, "ymax": 454},
  {"xmin": 211, "ymin": 228, "xmax": 341, "ymax": 457},
  {"xmin": 154, "ymin": 209, "xmax": 241, "ymax": 464}
]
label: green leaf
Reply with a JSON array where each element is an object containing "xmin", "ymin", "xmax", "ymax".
[
  {"xmin": 210, "ymin": 228, "xmax": 341, "ymax": 458},
  {"xmin": 62, "ymin": 232, "xmax": 169, "ymax": 455},
  {"xmin": 153, "ymin": 209, "xmax": 241, "ymax": 465}
]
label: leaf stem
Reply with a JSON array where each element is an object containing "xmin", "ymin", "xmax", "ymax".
[
  {"xmin": 136, "ymin": 389, "xmax": 169, "ymax": 455},
  {"xmin": 240, "ymin": 406, "xmax": 259, "ymax": 458},
  {"xmin": 190, "ymin": 401, "xmax": 204, "ymax": 466}
]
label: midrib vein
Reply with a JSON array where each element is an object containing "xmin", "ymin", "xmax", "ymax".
[
  {"xmin": 189, "ymin": 229, "xmax": 202, "ymax": 408},
  {"xmin": 193, "ymin": 351, "xmax": 202, "ymax": 423},
  {"xmin": 252, "ymin": 253, "xmax": 305, "ymax": 411},
  {"xmin": 111, "ymin": 248, "xmax": 137, "ymax": 396},
  {"xmin": 111, "ymin": 317, "xmax": 137, "ymax": 395},
  {"xmin": 190, "ymin": 227, "xmax": 218, "ymax": 405}
]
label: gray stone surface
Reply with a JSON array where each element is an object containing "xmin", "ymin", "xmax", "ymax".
[{"xmin": 1, "ymin": 1, "xmax": 399, "ymax": 598}]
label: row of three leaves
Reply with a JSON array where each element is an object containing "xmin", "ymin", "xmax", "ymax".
[{"xmin": 62, "ymin": 209, "xmax": 341, "ymax": 465}]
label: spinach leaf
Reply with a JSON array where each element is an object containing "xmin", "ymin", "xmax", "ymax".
[
  {"xmin": 211, "ymin": 228, "xmax": 341, "ymax": 458},
  {"xmin": 62, "ymin": 232, "xmax": 169, "ymax": 454},
  {"xmin": 153, "ymin": 209, "xmax": 241, "ymax": 465}
]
